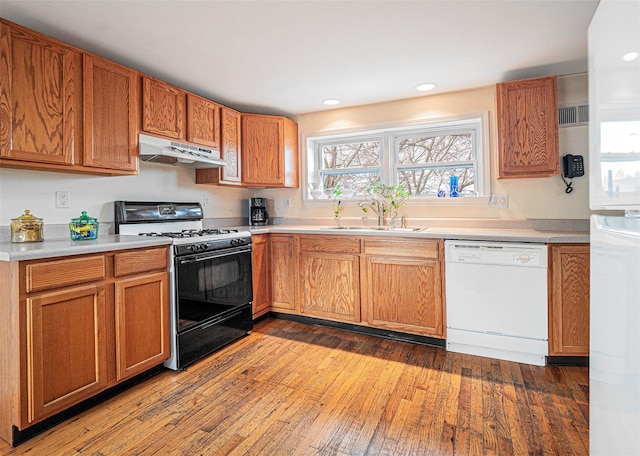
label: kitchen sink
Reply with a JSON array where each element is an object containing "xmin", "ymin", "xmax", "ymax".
[{"xmin": 323, "ymin": 226, "xmax": 427, "ymax": 232}]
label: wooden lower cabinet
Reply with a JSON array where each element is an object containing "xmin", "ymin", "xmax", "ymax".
[
  {"xmin": 283, "ymin": 235, "xmax": 445, "ymax": 337},
  {"xmin": 297, "ymin": 236, "xmax": 360, "ymax": 322},
  {"xmin": 24, "ymin": 283, "xmax": 108, "ymax": 425},
  {"xmin": 251, "ymin": 234, "xmax": 270, "ymax": 318},
  {"xmin": 270, "ymin": 234, "xmax": 296, "ymax": 312},
  {"xmin": 548, "ymin": 244, "xmax": 590, "ymax": 356},
  {"xmin": 0, "ymin": 246, "xmax": 169, "ymax": 444},
  {"xmin": 362, "ymin": 238, "xmax": 445, "ymax": 338},
  {"xmin": 114, "ymin": 272, "xmax": 169, "ymax": 382}
]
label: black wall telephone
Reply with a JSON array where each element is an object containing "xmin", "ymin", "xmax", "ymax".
[
  {"xmin": 563, "ymin": 154, "xmax": 585, "ymax": 178},
  {"xmin": 561, "ymin": 154, "xmax": 584, "ymax": 194}
]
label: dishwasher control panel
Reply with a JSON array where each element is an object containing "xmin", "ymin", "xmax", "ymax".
[{"xmin": 445, "ymin": 241, "xmax": 546, "ymax": 267}]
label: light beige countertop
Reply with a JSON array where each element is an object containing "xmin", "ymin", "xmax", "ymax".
[
  {"xmin": 235, "ymin": 224, "xmax": 590, "ymax": 244},
  {"xmin": 0, "ymin": 235, "xmax": 172, "ymax": 262},
  {"xmin": 0, "ymin": 222, "xmax": 589, "ymax": 262}
]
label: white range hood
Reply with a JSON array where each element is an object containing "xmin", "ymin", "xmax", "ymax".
[{"xmin": 138, "ymin": 133, "xmax": 226, "ymax": 168}]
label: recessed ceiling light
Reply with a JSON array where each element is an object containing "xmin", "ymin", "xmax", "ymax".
[
  {"xmin": 622, "ymin": 51, "xmax": 639, "ymax": 62},
  {"xmin": 323, "ymin": 98, "xmax": 340, "ymax": 106},
  {"xmin": 416, "ymin": 83, "xmax": 437, "ymax": 92}
]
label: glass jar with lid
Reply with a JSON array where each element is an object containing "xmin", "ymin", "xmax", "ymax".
[
  {"xmin": 11, "ymin": 210, "xmax": 44, "ymax": 243},
  {"xmin": 69, "ymin": 211, "xmax": 99, "ymax": 240}
]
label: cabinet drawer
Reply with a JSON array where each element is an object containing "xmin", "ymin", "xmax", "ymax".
[
  {"xmin": 363, "ymin": 238, "xmax": 440, "ymax": 259},
  {"xmin": 114, "ymin": 248, "xmax": 168, "ymax": 277},
  {"xmin": 26, "ymin": 255, "xmax": 106, "ymax": 293},
  {"xmin": 299, "ymin": 236, "xmax": 360, "ymax": 254}
]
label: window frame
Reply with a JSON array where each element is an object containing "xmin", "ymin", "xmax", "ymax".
[
  {"xmin": 303, "ymin": 112, "xmax": 490, "ymax": 205},
  {"xmin": 314, "ymin": 133, "xmax": 384, "ymax": 189}
]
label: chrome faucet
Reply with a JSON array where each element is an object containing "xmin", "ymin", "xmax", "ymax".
[{"xmin": 358, "ymin": 200, "xmax": 384, "ymax": 226}]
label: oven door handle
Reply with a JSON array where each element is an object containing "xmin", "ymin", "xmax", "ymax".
[
  {"xmin": 178, "ymin": 247, "xmax": 251, "ymax": 264},
  {"xmin": 200, "ymin": 309, "xmax": 246, "ymax": 330}
]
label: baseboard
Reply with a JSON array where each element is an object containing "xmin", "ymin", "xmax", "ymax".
[
  {"xmin": 546, "ymin": 356, "xmax": 589, "ymax": 367},
  {"xmin": 269, "ymin": 312, "xmax": 446, "ymax": 349}
]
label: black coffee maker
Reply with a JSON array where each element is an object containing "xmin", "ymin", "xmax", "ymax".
[{"xmin": 249, "ymin": 198, "xmax": 269, "ymax": 225}]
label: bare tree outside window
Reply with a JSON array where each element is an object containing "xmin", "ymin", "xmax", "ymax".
[
  {"xmin": 320, "ymin": 140, "xmax": 381, "ymax": 194},
  {"xmin": 396, "ymin": 134, "xmax": 475, "ymax": 195},
  {"xmin": 309, "ymin": 116, "xmax": 485, "ymax": 199}
]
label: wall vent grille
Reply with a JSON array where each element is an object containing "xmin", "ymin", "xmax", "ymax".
[{"xmin": 558, "ymin": 104, "xmax": 589, "ymax": 127}]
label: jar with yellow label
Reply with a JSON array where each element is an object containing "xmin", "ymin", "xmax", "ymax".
[{"xmin": 11, "ymin": 210, "xmax": 44, "ymax": 243}]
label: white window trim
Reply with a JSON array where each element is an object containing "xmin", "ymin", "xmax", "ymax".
[{"xmin": 302, "ymin": 112, "xmax": 491, "ymax": 206}]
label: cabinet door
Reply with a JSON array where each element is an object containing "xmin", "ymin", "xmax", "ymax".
[
  {"xmin": 142, "ymin": 76, "xmax": 185, "ymax": 140},
  {"xmin": 496, "ymin": 75, "xmax": 559, "ymax": 178},
  {"xmin": 24, "ymin": 284, "xmax": 107, "ymax": 425},
  {"xmin": 83, "ymin": 54, "xmax": 139, "ymax": 172},
  {"xmin": 549, "ymin": 244, "xmax": 590, "ymax": 356},
  {"xmin": 196, "ymin": 107, "xmax": 243, "ymax": 185},
  {"xmin": 271, "ymin": 234, "xmax": 296, "ymax": 311},
  {"xmin": 186, "ymin": 93, "xmax": 220, "ymax": 149},
  {"xmin": 251, "ymin": 234, "xmax": 270, "ymax": 317},
  {"xmin": 363, "ymin": 256, "xmax": 444, "ymax": 338},
  {"xmin": 299, "ymin": 251, "xmax": 360, "ymax": 322},
  {"xmin": 242, "ymin": 114, "xmax": 283, "ymax": 186},
  {"xmin": 114, "ymin": 272, "xmax": 169, "ymax": 382},
  {"xmin": 0, "ymin": 20, "xmax": 82, "ymax": 166},
  {"xmin": 219, "ymin": 107, "xmax": 242, "ymax": 184}
]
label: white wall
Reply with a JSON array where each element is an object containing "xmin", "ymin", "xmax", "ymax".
[
  {"xmin": 260, "ymin": 74, "xmax": 590, "ymax": 222},
  {"xmin": 0, "ymin": 162, "xmax": 252, "ymax": 228},
  {"xmin": 0, "ymin": 74, "xmax": 589, "ymax": 229}
]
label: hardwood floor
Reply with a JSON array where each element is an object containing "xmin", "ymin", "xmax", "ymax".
[{"xmin": 0, "ymin": 318, "xmax": 589, "ymax": 455}]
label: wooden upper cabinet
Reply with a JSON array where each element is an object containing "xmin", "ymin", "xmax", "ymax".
[
  {"xmin": 83, "ymin": 54, "xmax": 139, "ymax": 172},
  {"xmin": 0, "ymin": 19, "xmax": 82, "ymax": 166},
  {"xmin": 219, "ymin": 107, "xmax": 242, "ymax": 184},
  {"xmin": 496, "ymin": 75, "xmax": 560, "ymax": 178},
  {"xmin": 187, "ymin": 93, "xmax": 220, "ymax": 149},
  {"xmin": 548, "ymin": 244, "xmax": 590, "ymax": 356},
  {"xmin": 142, "ymin": 76, "xmax": 185, "ymax": 140},
  {"xmin": 241, "ymin": 114, "xmax": 299, "ymax": 187},
  {"xmin": 196, "ymin": 107, "xmax": 242, "ymax": 186}
]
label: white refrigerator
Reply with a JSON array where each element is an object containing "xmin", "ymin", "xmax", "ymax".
[{"xmin": 588, "ymin": 0, "xmax": 640, "ymax": 454}]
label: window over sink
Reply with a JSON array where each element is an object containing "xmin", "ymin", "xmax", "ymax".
[{"xmin": 304, "ymin": 113, "xmax": 490, "ymax": 203}]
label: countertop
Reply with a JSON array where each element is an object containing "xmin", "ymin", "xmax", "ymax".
[
  {"xmin": 0, "ymin": 235, "xmax": 172, "ymax": 262},
  {"xmin": 234, "ymin": 224, "xmax": 590, "ymax": 244},
  {"xmin": 0, "ymin": 224, "xmax": 589, "ymax": 262}
]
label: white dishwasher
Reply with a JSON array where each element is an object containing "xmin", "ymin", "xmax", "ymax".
[{"xmin": 444, "ymin": 240, "xmax": 548, "ymax": 366}]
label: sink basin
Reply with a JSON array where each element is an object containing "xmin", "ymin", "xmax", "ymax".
[
  {"xmin": 323, "ymin": 226, "xmax": 426, "ymax": 232},
  {"xmin": 324, "ymin": 226, "xmax": 364, "ymax": 230}
]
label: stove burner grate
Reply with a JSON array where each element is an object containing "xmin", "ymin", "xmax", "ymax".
[{"xmin": 138, "ymin": 228, "xmax": 239, "ymax": 239}]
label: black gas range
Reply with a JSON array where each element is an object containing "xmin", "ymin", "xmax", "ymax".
[{"xmin": 115, "ymin": 201, "xmax": 253, "ymax": 371}]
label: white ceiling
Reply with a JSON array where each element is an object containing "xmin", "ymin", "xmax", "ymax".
[{"xmin": 0, "ymin": 0, "xmax": 599, "ymax": 117}]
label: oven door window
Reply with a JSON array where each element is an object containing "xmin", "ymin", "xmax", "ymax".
[{"xmin": 176, "ymin": 247, "xmax": 253, "ymax": 331}]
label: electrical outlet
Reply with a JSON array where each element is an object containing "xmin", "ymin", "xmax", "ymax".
[
  {"xmin": 55, "ymin": 191, "xmax": 70, "ymax": 208},
  {"xmin": 490, "ymin": 193, "xmax": 508, "ymax": 208},
  {"xmin": 283, "ymin": 198, "xmax": 291, "ymax": 208},
  {"xmin": 203, "ymin": 195, "xmax": 211, "ymax": 207}
]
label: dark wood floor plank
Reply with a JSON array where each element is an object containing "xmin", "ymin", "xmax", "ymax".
[{"xmin": 0, "ymin": 319, "xmax": 589, "ymax": 456}]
